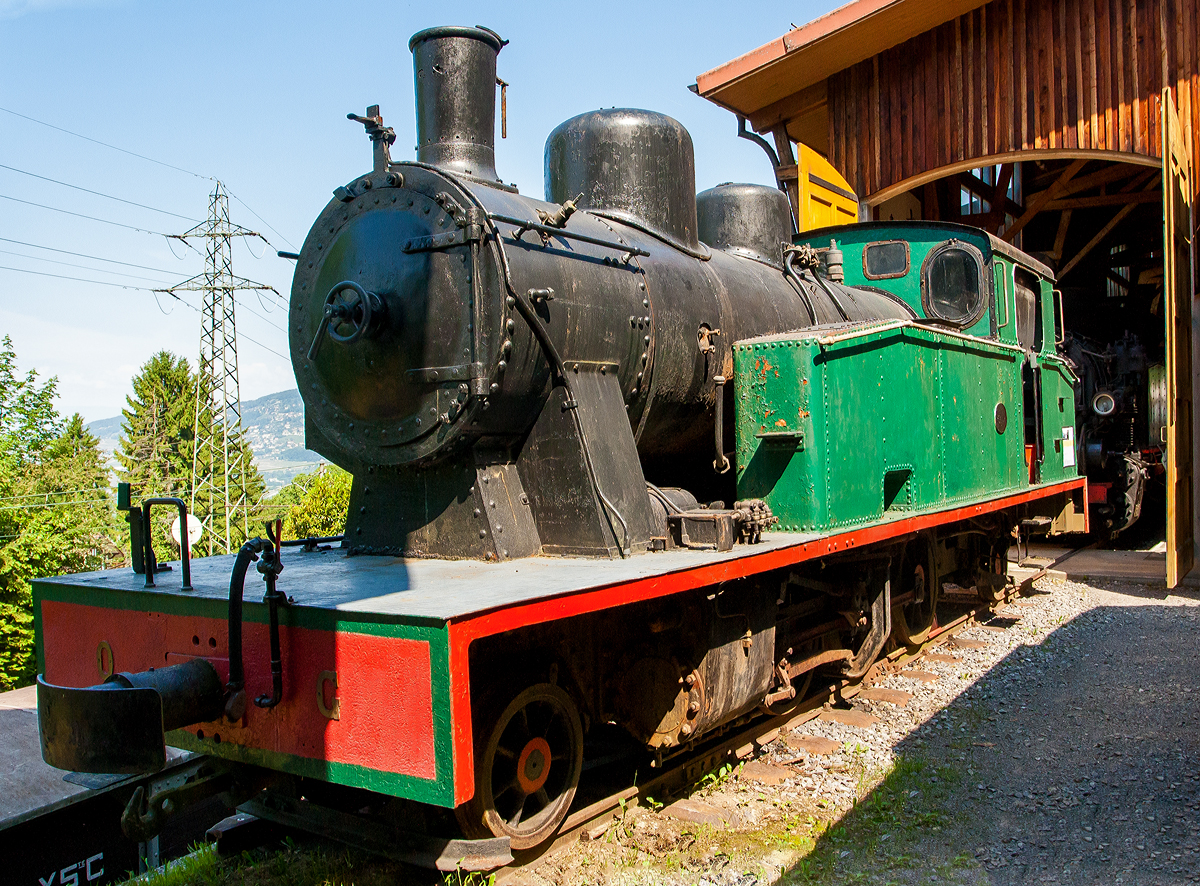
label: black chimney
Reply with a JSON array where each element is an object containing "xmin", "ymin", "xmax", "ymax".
[{"xmin": 409, "ymin": 26, "xmax": 504, "ymax": 183}]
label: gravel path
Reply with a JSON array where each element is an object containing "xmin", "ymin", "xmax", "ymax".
[{"xmin": 522, "ymin": 576, "xmax": 1200, "ymax": 886}]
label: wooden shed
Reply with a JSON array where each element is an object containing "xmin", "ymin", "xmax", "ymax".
[{"xmin": 696, "ymin": 0, "xmax": 1197, "ymax": 583}]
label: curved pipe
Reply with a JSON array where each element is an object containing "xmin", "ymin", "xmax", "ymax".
[
  {"xmin": 226, "ymin": 538, "xmax": 267, "ymax": 697},
  {"xmin": 781, "ymin": 257, "xmax": 817, "ymax": 324}
]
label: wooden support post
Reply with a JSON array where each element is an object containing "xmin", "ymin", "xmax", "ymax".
[
  {"xmin": 772, "ymin": 125, "xmax": 800, "ymax": 227},
  {"xmin": 1050, "ymin": 209, "xmax": 1073, "ymax": 261}
]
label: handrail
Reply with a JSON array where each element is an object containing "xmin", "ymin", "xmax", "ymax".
[
  {"xmin": 1052, "ymin": 288, "xmax": 1065, "ymax": 345},
  {"xmin": 488, "ymin": 212, "xmax": 650, "ymax": 260},
  {"xmin": 993, "ymin": 261, "xmax": 1011, "ymax": 330},
  {"xmin": 140, "ymin": 497, "xmax": 193, "ymax": 592}
]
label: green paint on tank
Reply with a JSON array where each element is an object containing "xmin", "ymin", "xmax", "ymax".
[
  {"xmin": 782, "ymin": 221, "xmax": 1080, "ymax": 515},
  {"xmin": 735, "ymin": 322, "xmax": 1035, "ymax": 532}
]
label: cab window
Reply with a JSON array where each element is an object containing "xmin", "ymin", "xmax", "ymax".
[
  {"xmin": 1014, "ymin": 268, "xmax": 1043, "ymax": 352},
  {"xmin": 921, "ymin": 241, "xmax": 985, "ymax": 326},
  {"xmin": 863, "ymin": 241, "xmax": 909, "ymax": 279}
]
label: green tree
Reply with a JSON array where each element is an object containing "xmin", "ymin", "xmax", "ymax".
[
  {"xmin": 116, "ymin": 351, "xmax": 265, "ymax": 556},
  {"xmin": 0, "ymin": 338, "xmax": 122, "ymax": 689},
  {"xmin": 116, "ymin": 351, "xmax": 195, "ymax": 501},
  {"xmin": 260, "ymin": 464, "xmax": 352, "ymax": 540}
]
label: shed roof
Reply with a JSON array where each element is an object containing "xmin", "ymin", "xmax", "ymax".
[{"xmin": 695, "ymin": 0, "xmax": 989, "ymax": 118}]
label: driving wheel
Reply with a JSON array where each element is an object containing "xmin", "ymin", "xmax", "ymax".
[{"xmin": 456, "ymin": 683, "xmax": 584, "ymax": 851}]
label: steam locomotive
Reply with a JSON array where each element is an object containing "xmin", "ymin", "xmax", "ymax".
[
  {"xmin": 34, "ymin": 26, "xmax": 1086, "ymax": 866},
  {"xmin": 1064, "ymin": 332, "xmax": 1167, "ymax": 537}
]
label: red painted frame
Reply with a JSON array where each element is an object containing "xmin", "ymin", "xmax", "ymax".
[{"xmin": 445, "ymin": 477, "xmax": 1086, "ymax": 803}]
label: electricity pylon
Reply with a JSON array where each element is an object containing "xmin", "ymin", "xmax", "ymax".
[{"xmin": 156, "ymin": 182, "xmax": 277, "ymax": 555}]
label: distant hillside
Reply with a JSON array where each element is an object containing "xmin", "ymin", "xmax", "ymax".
[{"xmin": 87, "ymin": 389, "xmax": 325, "ymax": 491}]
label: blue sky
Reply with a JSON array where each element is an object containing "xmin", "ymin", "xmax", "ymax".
[{"xmin": 0, "ymin": 0, "xmax": 836, "ymax": 422}]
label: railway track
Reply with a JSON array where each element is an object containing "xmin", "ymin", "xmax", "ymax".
[{"xmin": 495, "ymin": 573, "xmax": 1043, "ymax": 881}]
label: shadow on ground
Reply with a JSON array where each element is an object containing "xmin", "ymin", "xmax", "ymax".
[{"xmin": 780, "ymin": 585, "xmax": 1200, "ymax": 885}]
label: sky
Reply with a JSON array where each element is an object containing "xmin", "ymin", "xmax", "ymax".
[{"xmin": 0, "ymin": 0, "xmax": 839, "ymax": 423}]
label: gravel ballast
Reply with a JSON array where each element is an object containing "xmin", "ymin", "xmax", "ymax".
[{"xmin": 518, "ymin": 576, "xmax": 1200, "ymax": 886}]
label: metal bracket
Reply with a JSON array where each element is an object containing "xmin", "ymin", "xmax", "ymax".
[
  {"xmin": 755, "ymin": 429, "xmax": 805, "ymax": 449},
  {"xmin": 403, "ymin": 228, "xmax": 477, "ymax": 252},
  {"xmin": 120, "ymin": 758, "xmax": 236, "ymax": 842},
  {"xmin": 406, "ymin": 362, "xmax": 486, "ymax": 383}
]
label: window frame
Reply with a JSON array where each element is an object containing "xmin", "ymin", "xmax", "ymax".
[
  {"xmin": 919, "ymin": 238, "xmax": 989, "ymax": 328},
  {"xmin": 861, "ymin": 239, "xmax": 911, "ymax": 280}
]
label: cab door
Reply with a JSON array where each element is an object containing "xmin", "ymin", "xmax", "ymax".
[{"xmin": 1162, "ymin": 88, "xmax": 1195, "ymax": 588}]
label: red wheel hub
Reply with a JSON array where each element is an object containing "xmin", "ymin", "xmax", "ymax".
[{"xmin": 516, "ymin": 736, "xmax": 552, "ymax": 794}]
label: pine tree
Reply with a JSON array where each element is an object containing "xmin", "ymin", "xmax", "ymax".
[
  {"xmin": 116, "ymin": 351, "xmax": 266, "ymax": 556},
  {"xmin": 116, "ymin": 351, "xmax": 195, "ymax": 501}
]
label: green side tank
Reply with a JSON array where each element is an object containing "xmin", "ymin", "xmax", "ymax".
[{"xmin": 734, "ymin": 222, "xmax": 1081, "ymax": 533}]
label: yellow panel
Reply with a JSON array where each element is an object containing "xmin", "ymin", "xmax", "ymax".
[
  {"xmin": 1162, "ymin": 88, "xmax": 1195, "ymax": 589},
  {"xmin": 797, "ymin": 143, "xmax": 858, "ymax": 232}
]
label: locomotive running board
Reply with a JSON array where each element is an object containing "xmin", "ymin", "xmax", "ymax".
[{"xmin": 240, "ymin": 792, "xmax": 513, "ymax": 872}]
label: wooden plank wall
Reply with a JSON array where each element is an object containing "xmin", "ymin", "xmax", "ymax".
[{"xmin": 825, "ymin": 0, "xmax": 1199, "ymax": 202}]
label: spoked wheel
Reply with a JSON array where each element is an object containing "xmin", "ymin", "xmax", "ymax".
[
  {"xmin": 892, "ymin": 538, "xmax": 938, "ymax": 646},
  {"xmin": 456, "ymin": 683, "xmax": 584, "ymax": 851}
]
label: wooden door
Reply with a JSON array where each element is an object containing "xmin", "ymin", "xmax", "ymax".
[{"xmin": 1162, "ymin": 89, "xmax": 1195, "ymax": 589}]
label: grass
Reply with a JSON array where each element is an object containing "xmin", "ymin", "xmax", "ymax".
[
  {"xmin": 777, "ymin": 755, "xmax": 986, "ymax": 885},
  {"xmin": 117, "ymin": 837, "xmax": 412, "ymax": 886}
]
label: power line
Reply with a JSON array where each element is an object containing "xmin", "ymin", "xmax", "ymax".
[
  {"xmin": 0, "ymin": 488, "xmax": 109, "ymax": 502},
  {"xmin": 0, "ymin": 262, "xmax": 163, "ymax": 290},
  {"xmin": 0, "ymin": 163, "xmax": 200, "ymax": 222},
  {"xmin": 0, "ymin": 105, "xmax": 210, "ymax": 180},
  {"xmin": 0, "ymin": 105, "xmax": 298, "ymax": 249},
  {"xmin": 0, "ymin": 192, "xmax": 176, "ymax": 237},
  {"xmin": 236, "ymin": 297, "xmax": 287, "ymax": 333},
  {"xmin": 0, "ymin": 247, "xmax": 174, "ymax": 285},
  {"xmin": 0, "ymin": 235, "xmax": 184, "ymax": 275},
  {"xmin": 0, "ymin": 264, "xmax": 289, "ymax": 360},
  {"xmin": 0, "ymin": 498, "xmax": 109, "ymax": 511},
  {"xmin": 0, "ymin": 235, "xmax": 289, "ymax": 309},
  {"xmin": 227, "ymin": 190, "xmax": 296, "ymax": 251}
]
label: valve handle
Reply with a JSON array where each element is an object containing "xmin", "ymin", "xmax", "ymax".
[{"xmin": 306, "ymin": 281, "xmax": 378, "ymax": 361}]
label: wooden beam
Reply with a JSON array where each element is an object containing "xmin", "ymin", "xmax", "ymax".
[
  {"xmin": 957, "ymin": 171, "xmax": 1024, "ymax": 217},
  {"xmin": 772, "ymin": 126, "xmax": 800, "ymax": 225},
  {"xmin": 923, "ymin": 181, "xmax": 940, "ymax": 220},
  {"xmin": 1050, "ymin": 209, "xmax": 1073, "ymax": 261},
  {"xmin": 1058, "ymin": 203, "xmax": 1140, "ymax": 278},
  {"xmin": 747, "ymin": 82, "xmax": 829, "ymax": 133},
  {"xmin": 1023, "ymin": 163, "xmax": 1142, "ymax": 202},
  {"xmin": 1002, "ymin": 159, "xmax": 1087, "ymax": 242},
  {"xmin": 984, "ymin": 164, "xmax": 1015, "ymax": 234},
  {"xmin": 1106, "ymin": 269, "xmax": 1132, "ymax": 288},
  {"xmin": 1045, "ymin": 191, "xmax": 1163, "ymax": 210}
]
